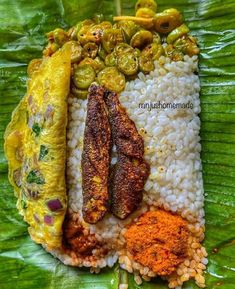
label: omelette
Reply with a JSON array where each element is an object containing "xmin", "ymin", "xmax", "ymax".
[{"xmin": 4, "ymin": 46, "xmax": 71, "ymax": 249}]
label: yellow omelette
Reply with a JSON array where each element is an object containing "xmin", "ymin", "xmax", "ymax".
[{"xmin": 4, "ymin": 47, "xmax": 70, "ymax": 249}]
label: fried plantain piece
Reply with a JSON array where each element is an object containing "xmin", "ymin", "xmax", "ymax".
[
  {"xmin": 82, "ymin": 84, "xmax": 111, "ymax": 224},
  {"xmin": 104, "ymin": 90, "xmax": 149, "ymax": 219}
]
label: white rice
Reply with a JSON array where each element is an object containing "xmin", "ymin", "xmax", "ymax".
[
  {"xmin": 119, "ymin": 55, "xmax": 204, "ymax": 226},
  {"xmin": 51, "ymin": 55, "xmax": 207, "ymax": 288}
]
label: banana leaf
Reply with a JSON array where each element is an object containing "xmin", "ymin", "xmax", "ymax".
[{"xmin": 0, "ymin": 0, "xmax": 235, "ymax": 289}]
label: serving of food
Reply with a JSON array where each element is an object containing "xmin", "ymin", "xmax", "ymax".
[{"xmin": 4, "ymin": 0, "xmax": 208, "ymax": 288}]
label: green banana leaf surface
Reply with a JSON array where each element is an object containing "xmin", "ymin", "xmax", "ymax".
[{"xmin": 0, "ymin": 0, "xmax": 235, "ymax": 288}]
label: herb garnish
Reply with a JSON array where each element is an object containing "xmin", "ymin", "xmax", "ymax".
[
  {"xmin": 39, "ymin": 145, "xmax": 49, "ymax": 160},
  {"xmin": 32, "ymin": 123, "xmax": 41, "ymax": 137},
  {"xmin": 26, "ymin": 170, "xmax": 45, "ymax": 185}
]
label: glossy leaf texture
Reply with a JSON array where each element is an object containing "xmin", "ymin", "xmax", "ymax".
[{"xmin": 0, "ymin": 0, "xmax": 235, "ymax": 289}]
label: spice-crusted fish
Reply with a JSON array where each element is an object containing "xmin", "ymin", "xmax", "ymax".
[
  {"xmin": 4, "ymin": 47, "xmax": 71, "ymax": 249},
  {"xmin": 104, "ymin": 90, "xmax": 150, "ymax": 219},
  {"xmin": 81, "ymin": 84, "xmax": 111, "ymax": 224}
]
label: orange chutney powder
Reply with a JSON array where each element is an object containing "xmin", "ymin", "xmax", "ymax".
[{"xmin": 124, "ymin": 209, "xmax": 190, "ymax": 276}]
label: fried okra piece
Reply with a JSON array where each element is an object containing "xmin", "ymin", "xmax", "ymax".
[
  {"xmin": 97, "ymin": 67, "xmax": 126, "ymax": 93},
  {"xmin": 154, "ymin": 8, "xmax": 183, "ymax": 34}
]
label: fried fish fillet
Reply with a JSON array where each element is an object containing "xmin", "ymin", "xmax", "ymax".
[
  {"xmin": 104, "ymin": 90, "xmax": 150, "ymax": 219},
  {"xmin": 81, "ymin": 84, "xmax": 111, "ymax": 224}
]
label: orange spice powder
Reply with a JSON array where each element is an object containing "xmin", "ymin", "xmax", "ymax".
[{"xmin": 124, "ymin": 209, "xmax": 190, "ymax": 276}]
